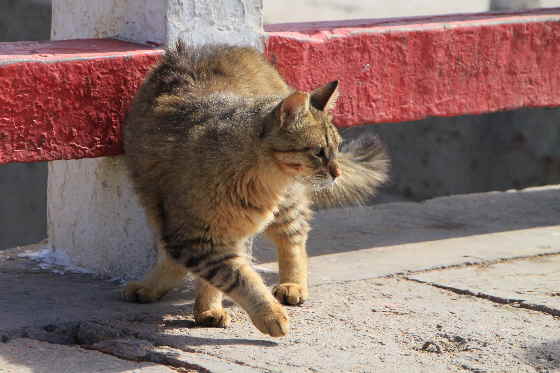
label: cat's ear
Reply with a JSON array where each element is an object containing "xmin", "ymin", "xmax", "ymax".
[
  {"xmin": 262, "ymin": 92, "xmax": 309, "ymax": 137},
  {"xmin": 310, "ymin": 80, "xmax": 339, "ymax": 113},
  {"xmin": 276, "ymin": 91, "xmax": 310, "ymax": 127}
]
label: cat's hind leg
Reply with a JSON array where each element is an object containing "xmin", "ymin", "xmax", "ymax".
[
  {"xmin": 193, "ymin": 279, "xmax": 231, "ymax": 327},
  {"xmin": 122, "ymin": 197, "xmax": 187, "ymax": 303},
  {"xmin": 265, "ymin": 194, "xmax": 311, "ymax": 306},
  {"xmin": 122, "ymin": 243, "xmax": 188, "ymax": 303}
]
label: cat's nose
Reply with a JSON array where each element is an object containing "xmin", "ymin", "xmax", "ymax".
[{"xmin": 328, "ymin": 163, "xmax": 341, "ymax": 179}]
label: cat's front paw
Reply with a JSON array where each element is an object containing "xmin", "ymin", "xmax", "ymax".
[
  {"xmin": 122, "ymin": 281, "xmax": 165, "ymax": 303},
  {"xmin": 250, "ymin": 302, "xmax": 289, "ymax": 337},
  {"xmin": 194, "ymin": 308, "xmax": 231, "ymax": 328},
  {"xmin": 273, "ymin": 283, "xmax": 308, "ymax": 306}
]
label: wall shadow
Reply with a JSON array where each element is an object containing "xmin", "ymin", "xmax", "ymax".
[
  {"xmin": 255, "ymin": 186, "xmax": 560, "ymax": 262},
  {"xmin": 0, "ymin": 264, "xmax": 280, "ymax": 372}
]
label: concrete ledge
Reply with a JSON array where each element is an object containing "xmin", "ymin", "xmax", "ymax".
[{"xmin": 1, "ymin": 9, "xmax": 560, "ymax": 164}]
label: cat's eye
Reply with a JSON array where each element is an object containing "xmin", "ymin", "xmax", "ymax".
[{"xmin": 314, "ymin": 147, "xmax": 326, "ymax": 159}]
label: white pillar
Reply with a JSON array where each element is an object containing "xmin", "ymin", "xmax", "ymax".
[
  {"xmin": 48, "ymin": 0, "xmax": 264, "ymax": 279},
  {"xmin": 51, "ymin": 0, "xmax": 263, "ymax": 48}
]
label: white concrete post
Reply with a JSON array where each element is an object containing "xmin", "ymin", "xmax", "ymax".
[{"xmin": 48, "ymin": 0, "xmax": 264, "ymax": 279}]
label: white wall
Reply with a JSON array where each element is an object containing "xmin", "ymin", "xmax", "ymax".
[{"xmin": 264, "ymin": 0, "xmax": 560, "ymax": 24}]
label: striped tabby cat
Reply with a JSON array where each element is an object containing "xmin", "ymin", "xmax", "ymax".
[{"xmin": 122, "ymin": 42, "xmax": 389, "ymax": 337}]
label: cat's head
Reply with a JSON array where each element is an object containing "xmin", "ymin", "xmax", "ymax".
[{"xmin": 264, "ymin": 81, "xmax": 343, "ymax": 189}]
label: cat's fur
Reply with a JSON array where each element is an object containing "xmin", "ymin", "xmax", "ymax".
[{"xmin": 122, "ymin": 42, "xmax": 389, "ymax": 337}]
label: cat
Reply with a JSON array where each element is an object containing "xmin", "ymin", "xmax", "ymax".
[{"xmin": 122, "ymin": 41, "xmax": 389, "ymax": 337}]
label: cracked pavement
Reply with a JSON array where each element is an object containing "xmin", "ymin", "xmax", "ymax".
[{"xmin": 1, "ymin": 186, "xmax": 559, "ymax": 372}]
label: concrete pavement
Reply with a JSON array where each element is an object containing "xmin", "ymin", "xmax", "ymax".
[{"xmin": 0, "ymin": 186, "xmax": 559, "ymax": 372}]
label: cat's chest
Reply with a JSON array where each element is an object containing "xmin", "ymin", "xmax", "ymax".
[
  {"xmin": 210, "ymin": 201, "xmax": 276, "ymax": 241},
  {"xmin": 209, "ymin": 178, "xmax": 290, "ymax": 241},
  {"xmin": 239, "ymin": 203, "xmax": 277, "ymax": 234},
  {"xmin": 252, "ymin": 208, "xmax": 276, "ymax": 234}
]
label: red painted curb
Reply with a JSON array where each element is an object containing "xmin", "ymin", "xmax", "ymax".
[
  {"xmin": 1, "ymin": 9, "xmax": 559, "ymax": 164},
  {"xmin": 0, "ymin": 40, "xmax": 163, "ymax": 164},
  {"xmin": 265, "ymin": 9, "xmax": 560, "ymax": 127}
]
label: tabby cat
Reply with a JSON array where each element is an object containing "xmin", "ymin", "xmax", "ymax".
[{"xmin": 122, "ymin": 41, "xmax": 389, "ymax": 337}]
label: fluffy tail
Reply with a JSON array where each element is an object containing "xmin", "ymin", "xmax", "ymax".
[{"xmin": 312, "ymin": 135, "xmax": 390, "ymax": 209}]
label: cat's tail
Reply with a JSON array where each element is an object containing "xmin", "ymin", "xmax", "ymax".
[{"xmin": 311, "ymin": 134, "xmax": 390, "ymax": 209}]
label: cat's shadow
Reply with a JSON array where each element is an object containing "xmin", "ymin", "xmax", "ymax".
[
  {"xmin": 139, "ymin": 303, "xmax": 279, "ymax": 347},
  {"xmin": 122, "ymin": 271, "xmax": 281, "ymax": 347},
  {"xmin": 153, "ymin": 321, "xmax": 278, "ymax": 347}
]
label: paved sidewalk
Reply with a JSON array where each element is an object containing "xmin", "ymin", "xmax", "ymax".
[{"xmin": 0, "ymin": 186, "xmax": 559, "ymax": 372}]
